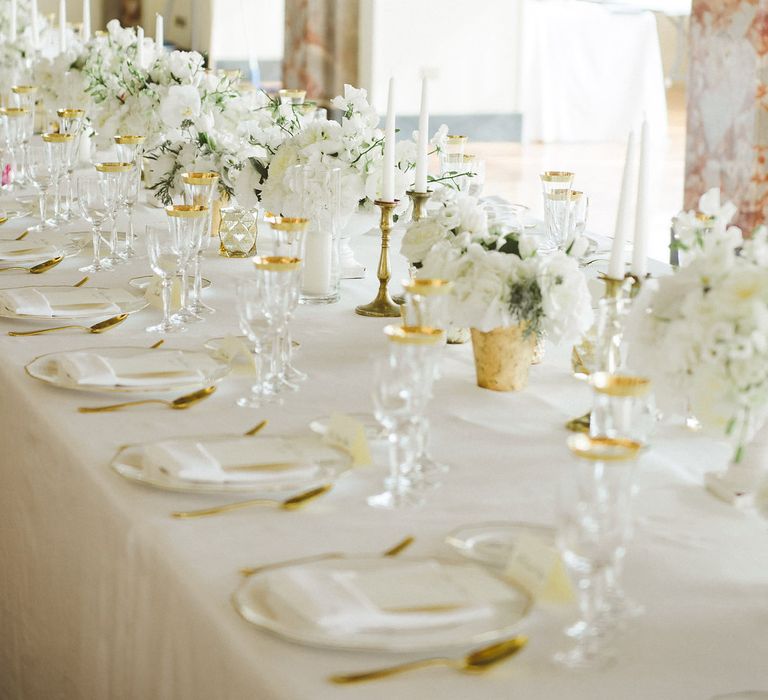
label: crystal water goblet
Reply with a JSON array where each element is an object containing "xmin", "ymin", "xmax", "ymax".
[
  {"xmin": 235, "ymin": 277, "xmax": 275, "ymax": 408},
  {"xmin": 0, "ymin": 107, "xmax": 29, "ymax": 191},
  {"xmin": 75, "ymin": 176, "xmax": 111, "ymax": 272},
  {"xmin": 94, "ymin": 161, "xmax": 132, "ymax": 267},
  {"xmin": 25, "ymin": 144, "xmax": 56, "ymax": 231},
  {"xmin": 554, "ymin": 434, "xmax": 641, "ymax": 670},
  {"xmin": 145, "ymin": 224, "xmax": 186, "ymax": 334},
  {"xmin": 43, "ymin": 132, "xmax": 75, "ymax": 223},
  {"xmin": 56, "ymin": 108, "xmax": 86, "ymax": 221},
  {"xmin": 252, "ymin": 256, "xmax": 302, "ymax": 398},
  {"xmin": 182, "ymin": 171, "xmax": 219, "ymax": 316},
  {"xmin": 11, "ymin": 87, "xmax": 36, "ymax": 184},
  {"xmin": 166, "ymin": 204, "xmax": 209, "ymax": 326},
  {"xmin": 540, "ymin": 171, "xmax": 575, "ymax": 252}
]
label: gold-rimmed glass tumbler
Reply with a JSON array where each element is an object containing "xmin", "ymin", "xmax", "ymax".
[
  {"xmin": 145, "ymin": 224, "xmax": 186, "ymax": 334},
  {"xmin": 541, "ymin": 171, "xmax": 575, "ymax": 252},
  {"xmin": 182, "ymin": 171, "xmax": 219, "ymax": 317}
]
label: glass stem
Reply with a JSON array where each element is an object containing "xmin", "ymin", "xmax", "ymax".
[
  {"xmin": 127, "ymin": 205, "xmax": 135, "ymax": 255},
  {"xmin": 270, "ymin": 328, "xmax": 284, "ymax": 389},
  {"xmin": 193, "ymin": 252, "xmax": 203, "ymax": 305},
  {"xmin": 160, "ymin": 276, "xmax": 173, "ymax": 327},
  {"xmin": 109, "ymin": 215, "xmax": 118, "ymax": 255},
  {"xmin": 179, "ymin": 264, "xmax": 190, "ymax": 310},
  {"xmin": 92, "ymin": 225, "xmax": 101, "ymax": 265},
  {"xmin": 38, "ymin": 188, "xmax": 47, "ymax": 223}
]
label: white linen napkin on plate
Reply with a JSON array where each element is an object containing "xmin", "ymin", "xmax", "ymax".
[
  {"xmin": 0, "ymin": 287, "xmax": 137, "ymax": 317},
  {"xmin": 0, "ymin": 239, "xmax": 60, "ymax": 262},
  {"xmin": 142, "ymin": 437, "xmax": 322, "ymax": 484},
  {"xmin": 265, "ymin": 560, "xmax": 516, "ymax": 634},
  {"xmin": 57, "ymin": 350, "xmax": 221, "ymax": 386}
]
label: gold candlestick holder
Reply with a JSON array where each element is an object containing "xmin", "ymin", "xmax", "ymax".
[
  {"xmin": 355, "ymin": 199, "xmax": 402, "ymax": 317},
  {"xmin": 407, "ymin": 189, "xmax": 432, "ymax": 223},
  {"xmin": 626, "ymin": 272, "xmax": 650, "ymax": 299},
  {"xmin": 599, "ymin": 272, "xmax": 626, "ymax": 299}
]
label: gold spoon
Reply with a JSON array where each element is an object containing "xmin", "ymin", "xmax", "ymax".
[
  {"xmin": 149, "ymin": 339, "xmax": 165, "ymax": 349},
  {"xmin": 15, "ymin": 229, "xmax": 29, "ymax": 240},
  {"xmin": 73, "ymin": 276, "xmax": 89, "ymax": 287},
  {"xmin": 8, "ymin": 313, "xmax": 129, "ymax": 336},
  {"xmin": 329, "ymin": 636, "xmax": 528, "ymax": 684},
  {"xmin": 0, "ymin": 256, "xmax": 64, "ymax": 274},
  {"xmin": 171, "ymin": 484, "xmax": 331, "ymax": 519},
  {"xmin": 239, "ymin": 535, "xmax": 415, "ymax": 577},
  {"xmin": 565, "ymin": 411, "xmax": 591, "ymax": 433},
  {"xmin": 0, "ymin": 216, "xmax": 7, "ymax": 225},
  {"xmin": 244, "ymin": 419, "xmax": 268, "ymax": 436},
  {"xmin": 78, "ymin": 386, "xmax": 216, "ymax": 413}
]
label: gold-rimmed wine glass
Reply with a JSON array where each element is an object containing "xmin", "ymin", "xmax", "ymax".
[
  {"xmin": 57, "ymin": 109, "xmax": 87, "ymax": 221},
  {"xmin": 182, "ymin": 171, "xmax": 219, "ymax": 316},
  {"xmin": 42, "ymin": 132, "xmax": 75, "ymax": 222},
  {"xmin": 94, "ymin": 161, "xmax": 133, "ymax": 267},
  {"xmin": 166, "ymin": 204, "xmax": 209, "ymax": 326}
]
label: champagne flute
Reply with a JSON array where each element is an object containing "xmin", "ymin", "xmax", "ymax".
[
  {"xmin": 76, "ymin": 176, "xmax": 111, "ymax": 272},
  {"xmin": 182, "ymin": 171, "xmax": 219, "ymax": 316},
  {"xmin": 166, "ymin": 204, "xmax": 209, "ymax": 326},
  {"xmin": 42, "ymin": 132, "xmax": 75, "ymax": 223},
  {"xmin": 94, "ymin": 162, "xmax": 132, "ymax": 267},
  {"xmin": 57, "ymin": 108, "xmax": 86, "ymax": 221},
  {"xmin": 145, "ymin": 224, "xmax": 185, "ymax": 334},
  {"xmin": 115, "ymin": 135, "xmax": 146, "ymax": 257}
]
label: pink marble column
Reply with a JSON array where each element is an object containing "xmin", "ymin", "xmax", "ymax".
[
  {"xmin": 283, "ymin": 0, "xmax": 359, "ymax": 103},
  {"xmin": 685, "ymin": 0, "xmax": 768, "ymax": 231}
]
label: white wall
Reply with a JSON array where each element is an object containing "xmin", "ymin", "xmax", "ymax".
[{"xmin": 359, "ymin": 0, "xmax": 523, "ymax": 115}]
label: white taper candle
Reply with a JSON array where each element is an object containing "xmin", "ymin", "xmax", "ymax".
[
  {"xmin": 136, "ymin": 26, "xmax": 144, "ymax": 68},
  {"xmin": 31, "ymin": 0, "xmax": 39, "ymax": 49},
  {"xmin": 10, "ymin": 0, "xmax": 17, "ymax": 42},
  {"xmin": 632, "ymin": 118, "xmax": 650, "ymax": 278},
  {"xmin": 58, "ymin": 0, "xmax": 67, "ymax": 53},
  {"xmin": 382, "ymin": 77, "xmax": 396, "ymax": 202},
  {"xmin": 414, "ymin": 77, "xmax": 429, "ymax": 193},
  {"xmin": 607, "ymin": 130, "xmax": 636, "ymax": 280},
  {"xmin": 155, "ymin": 13, "xmax": 164, "ymax": 51},
  {"xmin": 81, "ymin": 0, "xmax": 91, "ymax": 42}
]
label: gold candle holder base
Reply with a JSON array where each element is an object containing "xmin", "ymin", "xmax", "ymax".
[
  {"xmin": 356, "ymin": 199, "xmax": 402, "ymax": 318},
  {"xmin": 407, "ymin": 189, "xmax": 432, "ymax": 223},
  {"xmin": 626, "ymin": 272, "xmax": 650, "ymax": 299},
  {"xmin": 599, "ymin": 273, "xmax": 626, "ymax": 299}
]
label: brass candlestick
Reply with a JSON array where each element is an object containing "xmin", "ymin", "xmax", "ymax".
[
  {"xmin": 626, "ymin": 272, "xmax": 650, "ymax": 299},
  {"xmin": 407, "ymin": 189, "xmax": 432, "ymax": 222},
  {"xmin": 355, "ymin": 199, "xmax": 401, "ymax": 317},
  {"xmin": 599, "ymin": 273, "xmax": 626, "ymax": 299}
]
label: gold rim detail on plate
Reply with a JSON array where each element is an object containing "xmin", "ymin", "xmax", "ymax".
[
  {"xmin": 567, "ymin": 434, "xmax": 642, "ymax": 462},
  {"xmin": 253, "ymin": 256, "xmax": 302, "ymax": 271},
  {"xmin": 384, "ymin": 325, "xmax": 444, "ymax": 345}
]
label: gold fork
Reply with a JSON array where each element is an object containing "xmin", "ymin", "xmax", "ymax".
[
  {"xmin": 78, "ymin": 386, "xmax": 216, "ymax": 413},
  {"xmin": 9, "ymin": 313, "xmax": 128, "ymax": 336},
  {"xmin": 0, "ymin": 256, "xmax": 63, "ymax": 274}
]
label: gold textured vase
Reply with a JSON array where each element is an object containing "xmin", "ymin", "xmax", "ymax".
[{"xmin": 470, "ymin": 325, "xmax": 535, "ymax": 391}]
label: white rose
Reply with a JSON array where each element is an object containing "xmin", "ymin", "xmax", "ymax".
[
  {"xmin": 401, "ymin": 218, "xmax": 446, "ymax": 265},
  {"xmin": 160, "ymin": 85, "xmax": 201, "ymax": 129}
]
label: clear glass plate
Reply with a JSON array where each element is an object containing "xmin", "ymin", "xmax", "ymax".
[
  {"xmin": 111, "ymin": 433, "xmax": 351, "ymax": 494},
  {"xmin": 309, "ymin": 412, "xmax": 385, "ymax": 441},
  {"xmin": 0, "ymin": 285, "xmax": 148, "ymax": 320},
  {"xmin": 25, "ymin": 346, "xmax": 231, "ymax": 395},
  {"xmin": 232, "ymin": 555, "xmax": 533, "ymax": 653},
  {"xmin": 446, "ymin": 521, "xmax": 556, "ymax": 569}
]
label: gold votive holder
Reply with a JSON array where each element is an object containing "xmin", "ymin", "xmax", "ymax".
[{"xmin": 218, "ymin": 206, "xmax": 259, "ymax": 258}]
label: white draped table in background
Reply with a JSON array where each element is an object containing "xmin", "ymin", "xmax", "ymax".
[{"xmin": 0, "ymin": 198, "xmax": 767, "ymax": 700}]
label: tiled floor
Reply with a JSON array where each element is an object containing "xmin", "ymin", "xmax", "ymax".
[{"xmin": 475, "ymin": 86, "xmax": 686, "ymax": 264}]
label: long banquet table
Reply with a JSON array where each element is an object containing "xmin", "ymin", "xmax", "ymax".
[{"xmin": 1, "ymin": 196, "xmax": 767, "ymax": 700}]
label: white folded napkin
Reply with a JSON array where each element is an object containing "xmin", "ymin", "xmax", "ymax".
[
  {"xmin": 0, "ymin": 239, "xmax": 60, "ymax": 262},
  {"xmin": 142, "ymin": 436, "xmax": 323, "ymax": 484},
  {"xmin": 265, "ymin": 560, "xmax": 516, "ymax": 635},
  {"xmin": 0, "ymin": 287, "xmax": 138, "ymax": 317},
  {"xmin": 57, "ymin": 350, "xmax": 222, "ymax": 387}
]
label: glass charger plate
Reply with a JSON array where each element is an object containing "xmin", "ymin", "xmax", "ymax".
[
  {"xmin": 446, "ymin": 522, "xmax": 556, "ymax": 569},
  {"xmin": 0, "ymin": 285, "xmax": 148, "ymax": 320},
  {"xmin": 111, "ymin": 433, "xmax": 351, "ymax": 494},
  {"xmin": 25, "ymin": 345, "xmax": 230, "ymax": 395},
  {"xmin": 0, "ymin": 231, "xmax": 87, "ymax": 262},
  {"xmin": 129, "ymin": 275, "xmax": 212, "ymax": 291},
  {"xmin": 232, "ymin": 555, "xmax": 533, "ymax": 653},
  {"xmin": 309, "ymin": 412, "xmax": 384, "ymax": 441}
]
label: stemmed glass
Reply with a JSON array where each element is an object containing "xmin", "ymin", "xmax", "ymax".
[
  {"xmin": 166, "ymin": 204, "xmax": 209, "ymax": 326},
  {"xmin": 42, "ymin": 132, "xmax": 75, "ymax": 223},
  {"xmin": 57, "ymin": 109, "xmax": 87, "ymax": 221},
  {"xmin": 555, "ymin": 433, "xmax": 641, "ymax": 670},
  {"xmin": 252, "ymin": 256, "xmax": 302, "ymax": 398},
  {"xmin": 182, "ymin": 171, "xmax": 219, "ymax": 316},
  {"xmin": 367, "ymin": 344, "xmax": 438, "ymax": 510},
  {"xmin": 75, "ymin": 176, "xmax": 111, "ymax": 272},
  {"xmin": 235, "ymin": 277, "xmax": 274, "ymax": 408},
  {"xmin": 25, "ymin": 144, "xmax": 56, "ymax": 231},
  {"xmin": 11, "ymin": 87, "xmax": 37, "ymax": 184},
  {"xmin": 115, "ymin": 135, "xmax": 146, "ymax": 258},
  {"xmin": 540, "ymin": 171, "xmax": 575, "ymax": 252},
  {"xmin": 145, "ymin": 224, "xmax": 186, "ymax": 334},
  {"xmin": 0, "ymin": 107, "xmax": 30, "ymax": 191},
  {"xmin": 269, "ymin": 216, "xmax": 309, "ymax": 386},
  {"xmin": 94, "ymin": 162, "xmax": 132, "ymax": 267}
]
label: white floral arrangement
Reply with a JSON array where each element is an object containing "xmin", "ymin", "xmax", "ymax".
[
  {"xmin": 253, "ymin": 85, "xmax": 444, "ymax": 220},
  {"xmin": 629, "ymin": 221, "xmax": 768, "ymax": 458},
  {"xmin": 0, "ymin": 0, "xmax": 50, "ymax": 96},
  {"xmin": 672, "ymin": 187, "xmax": 738, "ymax": 262},
  {"xmin": 404, "ymin": 188, "xmax": 593, "ymax": 340}
]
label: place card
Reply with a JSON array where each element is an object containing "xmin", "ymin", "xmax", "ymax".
[
  {"xmin": 323, "ymin": 412, "xmax": 372, "ymax": 467},
  {"xmin": 210, "ymin": 335, "xmax": 257, "ymax": 374},
  {"xmin": 504, "ymin": 533, "xmax": 573, "ymax": 603}
]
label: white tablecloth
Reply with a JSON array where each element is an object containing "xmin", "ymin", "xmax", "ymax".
[
  {"xmin": 0, "ymin": 196, "xmax": 767, "ymax": 700},
  {"xmin": 521, "ymin": 0, "xmax": 668, "ymax": 143}
]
